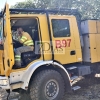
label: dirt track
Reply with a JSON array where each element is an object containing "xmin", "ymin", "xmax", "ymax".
[{"xmin": 1, "ymin": 77, "xmax": 100, "ymax": 100}]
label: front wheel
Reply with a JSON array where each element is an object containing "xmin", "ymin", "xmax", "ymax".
[{"xmin": 29, "ymin": 69, "xmax": 65, "ymax": 100}]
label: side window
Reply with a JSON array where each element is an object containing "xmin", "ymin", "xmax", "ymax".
[{"xmin": 52, "ymin": 19, "xmax": 70, "ymax": 37}]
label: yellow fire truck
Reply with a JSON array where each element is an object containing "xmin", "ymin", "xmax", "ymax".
[{"xmin": 0, "ymin": 3, "xmax": 100, "ymax": 100}]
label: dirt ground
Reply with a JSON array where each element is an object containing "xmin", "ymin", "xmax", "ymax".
[
  {"xmin": 1, "ymin": 77, "xmax": 100, "ymax": 100},
  {"xmin": 63, "ymin": 77, "xmax": 100, "ymax": 100}
]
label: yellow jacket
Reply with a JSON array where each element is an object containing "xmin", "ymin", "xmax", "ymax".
[{"xmin": 19, "ymin": 31, "xmax": 34, "ymax": 46}]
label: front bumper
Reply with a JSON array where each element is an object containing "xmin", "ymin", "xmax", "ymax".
[{"xmin": 0, "ymin": 76, "xmax": 10, "ymax": 89}]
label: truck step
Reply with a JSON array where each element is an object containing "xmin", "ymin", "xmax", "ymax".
[
  {"xmin": 10, "ymin": 81, "xmax": 24, "ymax": 90},
  {"xmin": 70, "ymin": 76, "xmax": 79, "ymax": 81},
  {"xmin": 10, "ymin": 81, "xmax": 24, "ymax": 85},
  {"xmin": 72, "ymin": 86, "xmax": 81, "ymax": 91},
  {"xmin": 67, "ymin": 66, "xmax": 77, "ymax": 70}
]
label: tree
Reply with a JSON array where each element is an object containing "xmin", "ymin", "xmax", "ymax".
[
  {"xmin": 11, "ymin": 0, "xmax": 35, "ymax": 9},
  {"xmin": 71, "ymin": 0, "xmax": 100, "ymax": 19},
  {"xmin": 11, "ymin": 0, "xmax": 100, "ymax": 19}
]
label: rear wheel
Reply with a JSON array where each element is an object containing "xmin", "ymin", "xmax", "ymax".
[{"xmin": 29, "ymin": 69, "xmax": 65, "ymax": 100}]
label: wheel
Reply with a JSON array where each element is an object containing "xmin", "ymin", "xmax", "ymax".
[{"xmin": 29, "ymin": 69, "xmax": 65, "ymax": 100}]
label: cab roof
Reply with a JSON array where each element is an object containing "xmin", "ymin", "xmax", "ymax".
[{"xmin": 0, "ymin": 8, "xmax": 81, "ymax": 18}]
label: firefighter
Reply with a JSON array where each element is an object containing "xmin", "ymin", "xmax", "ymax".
[{"xmin": 15, "ymin": 27, "xmax": 34, "ymax": 67}]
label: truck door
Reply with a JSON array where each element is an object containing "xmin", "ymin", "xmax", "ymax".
[
  {"xmin": 3, "ymin": 4, "xmax": 14, "ymax": 76},
  {"xmin": 49, "ymin": 16, "xmax": 78, "ymax": 64}
]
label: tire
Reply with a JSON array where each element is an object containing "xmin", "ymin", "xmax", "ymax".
[{"xmin": 29, "ymin": 69, "xmax": 65, "ymax": 100}]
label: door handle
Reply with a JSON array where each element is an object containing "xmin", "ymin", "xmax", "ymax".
[{"xmin": 70, "ymin": 50, "xmax": 76, "ymax": 55}]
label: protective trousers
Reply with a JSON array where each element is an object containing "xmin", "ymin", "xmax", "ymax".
[{"xmin": 15, "ymin": 46, "xmax": 33, "ymax": 67}]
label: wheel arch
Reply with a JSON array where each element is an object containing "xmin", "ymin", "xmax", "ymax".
[{"xmin": 22, "ymin": 61, "xmax": 72, "ymax": 92}]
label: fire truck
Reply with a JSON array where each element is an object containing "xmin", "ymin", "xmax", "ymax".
[{"xmin": 0, "ymin": 3, "xmax": 100, "ymax": 100}]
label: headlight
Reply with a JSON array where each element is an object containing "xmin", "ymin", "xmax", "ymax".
[
  {"xmin": 0, "ymin": 80, "xmax": 8, "ymax": 86},
  {"xmin": 2, "ymin": 80, "xmax": 8, "ymax": 85}
]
